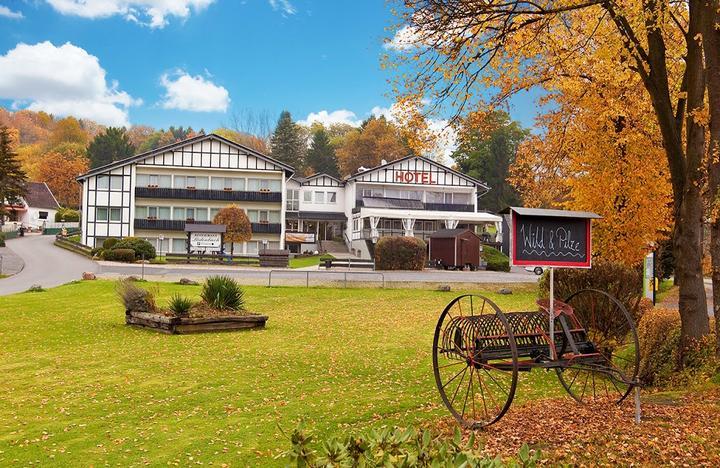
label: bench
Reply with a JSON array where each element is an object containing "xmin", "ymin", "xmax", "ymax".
[{"xmin": 323, "ymin": 258, "xmax": 375, "ymax": 269}]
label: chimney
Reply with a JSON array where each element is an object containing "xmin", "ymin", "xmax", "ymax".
[{"xmin": 381, "ymin": 159, "xmax": 387, "ymax": 165}]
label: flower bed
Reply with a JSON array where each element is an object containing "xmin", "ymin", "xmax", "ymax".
[{"xmin": 119, "ymin": 275, "xmax": 267, "ymax": 334}]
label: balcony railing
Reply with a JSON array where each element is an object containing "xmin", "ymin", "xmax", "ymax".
[
  {"xmin": 354, "ymin": 197, "xmax": 474, "ymax": 213},
  {"xmin": 135, "ymin": 187, "xmax": 282, "ymax": 202},
  {"xmin": 134, "ymin": 218, "xmax": 281, "ymax": 234}
]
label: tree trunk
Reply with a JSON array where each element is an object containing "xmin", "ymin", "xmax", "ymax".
[{"xmin": 701, "ymin": 0, "xmax": 720, "ymax": 355}]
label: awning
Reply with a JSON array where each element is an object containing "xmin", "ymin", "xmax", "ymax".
[{"xmin": 355, "ymin": 207, "xmax": 502, "ymax": 223}]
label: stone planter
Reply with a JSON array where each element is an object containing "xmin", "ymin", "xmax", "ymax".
[{"xmin": 126, "ymin": 310, "xmax": 268, "ymax": 334}]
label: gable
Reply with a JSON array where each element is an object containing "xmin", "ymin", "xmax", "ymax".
[
  {"xmin": 302, "ymin": 174, "xmax": 343, "ymax": 187},
  {"xmin": 349, "ymin": 156, "xmax": 484, "ymax": 188},
  {"xmin": 136, "ymin": 137, "xmax": 286, "ymax": 172}
]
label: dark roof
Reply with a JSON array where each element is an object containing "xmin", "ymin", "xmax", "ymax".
[
  {"xmin": 185, "ymin": 223, "xmax": 226, "ymax": 233},
  {"xmin": 24, "ymin": 182, "xmax": 59, "ymax": 210},
  {"xmin": 345, "ymin": 154, "xmax": 490, "ymax": 189},
  {"xmin": 429, "ymin": 228, "xmax": 480, "ymax": 239},
  {"xmin": 77, "ymin": 133, "xmax": 295, "ymax": 180},
  {"xmin": 286, "ymin": 211, "xmax": 347, "ymax": 221},
  {"xmin": 500, "ymin": 207, "xmax": 602, "ymax": 219}
]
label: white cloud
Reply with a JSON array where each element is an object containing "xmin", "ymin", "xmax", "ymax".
[
  {"xmin": 384, "ymin": 25, "xmax": 422, "ymax": 51},
  {"xmin": 298, "ymin": 109, "xmax": 362, "ymax": 127},
  {"xmin": 0, "ymin": 41, "xmax": 140, "ymax": 126},
  {"xmin": 268, "ymin": 0, "xmax": 295, "ymax": 16},
  {"xmin": 0, "ymin": 5, "xmax": 24, "ymax": 19},
  {"xmin": 45, "ymin": 0, "xmax": 215, "ymax": 28},
  {"xmin": 160, "ymin": 71, "xmax": 230, "ymax": 112}
]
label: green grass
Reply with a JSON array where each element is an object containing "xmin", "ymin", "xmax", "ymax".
[
  {"xmin": 0, "ymin": 281, "xmax": 560, "ymax": 466},
  {"xmin": 656, "ymin": 278, "xmax": 675, "ymax": 302},
  {"xmin": 289, "ymin": 254, "xmax": 334, "ymax": 269}
]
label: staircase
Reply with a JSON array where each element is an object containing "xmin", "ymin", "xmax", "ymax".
[{"xmin": 320, "ymin": 240, "xmax": 353, "ymax": 257}]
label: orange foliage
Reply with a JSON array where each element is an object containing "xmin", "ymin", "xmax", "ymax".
[
  {"xmin": 33, "ymin": 151, "xmax": 89, "ymax": 208},
  {"xmin": 213, "ymin": 204, "xmax": 252, "ymax": 252},
  {"xmin": 335, "ymin": 118, "xmax": 409, "ymax": 176}
]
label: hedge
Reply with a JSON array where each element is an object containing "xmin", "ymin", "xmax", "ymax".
[
  {"xmin": 55, "ymin": 208, "xmax": 80, "ymax": 222},
  {"xmin": 374, "ymin": 236, "xmax": 426, "ymax": 270},
  {"xmin": 482, "ymin": 246, "xmax": 510, "ymax": 272},
  {"xmin": 113, "ymin": 237, "xmax": 156, "ymax": 260},
  {"xmin": 103, "ymin": 248, "xmax": 136, "ymax": 263}
]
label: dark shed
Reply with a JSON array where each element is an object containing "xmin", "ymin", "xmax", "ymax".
[{"xmin": 429, "ymin": 229, "xmax": 482, "ymax": 269}]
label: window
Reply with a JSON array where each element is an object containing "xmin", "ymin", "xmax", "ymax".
[
  {"xmin": 172, "ymin": 238, "xmax": 186, "ymax": 253},
  {"xmin": 110, "ymin": 176, "xmax": 123, "ymax": 190},
  {"xmin": 315, "ymin": 191, "xmax": 325, "ymax": 204},
  {"xmin": 39, "ymin": 211, "xmax": 48, "ymax": 220},
  {"xmin": 174, "ymin": 207, "xmax": 209, "ymax": 221},
  {"xmin": 303, "ymin": 191, "xmax": 312, "ymax": 202},
  {"xmin": 212, "ymin": 177, "xmax": 245, "ymax": 191},
  {"xmin": 140, "ymin": 206, "xmax": 171, "ymax": 220},
  {"xmin": 269, "ymin": 180, "xmax": 281, "ymax": 191},
  {"xmin": 246, "ymin": 241, "xmax": 259, "ymax": 255},
  {"xmin": 268, "ymin": 211, "xmax": 280, "ymax": 223},
  {"xmin": 137, "ymin": 174, "xmax": 171, "ymax": 188},
  {"xmin": 286, "ymin": 189, "xmax": 299, "ymax": 211},
  {"xmin": 286, "ymin": 220, "xmax": 299, "ymax": 231},
  {"xmin": 96, "ymin": 207, "xmax": 108, "ymax": 221},
  {"xmin": 175, "ymin": 175, "xmax": 208, "ymax": 189},
  {"xmin": 110, "ymin": 208, "xmax": 122, "ymax": 221},
  {"xmin": 327, "ymin": 192, "xmax": 337, "ymax": 203},
  {"xmin": 259, "ymin": 211, "xmax": 269, "ymax": 223},
  {"xmin": 453, "ymin": 193, "xmax": 470, "ymax": 204},
  {"xmin": 247, "ymin": 209, "xmax": 274, "ymax": 223},
  {"xmin": 427, "ymin": 192, "xmax": 444, "ymax": 203},
  {"xmin": 210, "ymin": 207, "xmax": 220, "ymax": 220},
  {"xmin": 97, "ymin": 176, "xmax": 109, "ymax": 189}
]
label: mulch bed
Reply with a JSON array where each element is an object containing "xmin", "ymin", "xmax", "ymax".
[{"xmin": 432, "ymin": 388, "xmax": 720, "ymax": 465}]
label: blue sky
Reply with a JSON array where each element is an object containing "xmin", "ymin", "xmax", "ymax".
[{"xmin": 0, "ymin": 0, "xmax": 539, "ymax": 138}]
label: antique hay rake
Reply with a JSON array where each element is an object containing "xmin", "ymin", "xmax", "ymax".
[{"xmin": 432, "ymin": 289, "xmax": 640, "ymax": 428}]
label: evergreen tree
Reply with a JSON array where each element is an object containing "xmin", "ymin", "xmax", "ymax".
[
  {"xmin": 452, "ymin": 111, "xmax": 528, "ymax": 212},
  {"xmin": 306, "ymin": 127, "xmax": 339, "ymax": 177},
  {"xmin": 0, "ymin": 127, "xmax": 28, "ymax": 224},
  {"xmin": 88, "ymin": 127, "xmax": 135, "ymax": 168},
  {"xmin": 270, "ymin": 111, "xmax": 305, "ymax": 169}
]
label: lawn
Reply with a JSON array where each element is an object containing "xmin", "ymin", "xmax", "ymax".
[
  {"xmin": 288, "ymin": 254, "xmax": 334, "ymax": 269},
  {"xmin": 0, "ymin": 281, "xmax": 560, "ymax": 466}
]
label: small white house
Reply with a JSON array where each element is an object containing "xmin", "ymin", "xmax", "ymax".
[{"xmin": 2, "ymin": 182, "xmax": 60, "ymax": 230}]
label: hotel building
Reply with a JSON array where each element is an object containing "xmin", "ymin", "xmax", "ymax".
[{"xmin": 77, "ymin": 133, "xmax": 501, "ymax": 259}]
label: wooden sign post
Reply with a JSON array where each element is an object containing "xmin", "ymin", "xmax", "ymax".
[{"xmin": 503, "ymin": 207, "xmax": 601, "ymax": 360}]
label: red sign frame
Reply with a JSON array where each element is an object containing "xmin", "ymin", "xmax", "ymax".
[{"xmin": 510, "ymin": 211, "xmax": 593, "ymax": 268}]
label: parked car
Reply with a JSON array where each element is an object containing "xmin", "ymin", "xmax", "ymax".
[{"xmin": 525, "ymin": 266, "xmax": 544, "ymax": 275}]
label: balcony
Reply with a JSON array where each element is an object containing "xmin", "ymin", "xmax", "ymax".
[
  {"xmin": 135, "ymin": 187, "xmax": 282, "ymax": 203},
  {"xmin": 354, "ymin": 197, "xmax": 475, "ymax": 213},
  {"xmin": 134, "ymin": 218, "xmax": 281, "ymax": 234}
]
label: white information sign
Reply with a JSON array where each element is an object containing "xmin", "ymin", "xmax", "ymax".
[{"xmin": 190, "ymin": 232, "xmax": 222, "ymax": 250}]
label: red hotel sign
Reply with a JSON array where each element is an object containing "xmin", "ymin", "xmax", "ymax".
[{"xmin": 394, "ymin": 171, "xmax": 436, "ymax": 184}]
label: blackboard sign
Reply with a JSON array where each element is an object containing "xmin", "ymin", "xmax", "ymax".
[{"xmin": 507, "ymin": 208, "xmax": 600, "ymax": 268}]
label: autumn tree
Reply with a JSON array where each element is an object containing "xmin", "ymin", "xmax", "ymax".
[
  {"xmin": 34, "ymin": 151, "xmax": 89, "ymax": 208},
  {"xmin": 88, "ymin": 127, "xmax": 135, "ymax": 168},
  {"xmin": 0, "ymin": 126, "xmax": 27, "ymax": 224},
  {"xmin": 213, "ymin": 128, "xmax": 270, "ymax": 154},
  {"xmin": 306, "ymin": 127, "xmax": 340, "ymax": 177},
  {"xmin": 389, "ymin": 0, "xmax": 712, "ymax": 354},
  {"xmin": 453, "ymin": 111, "xmax": 527, "ymax": 212},
  {"xmin": 270, "ymin": 111, "xmax": 305, "ymax": 169},
  {"xmin": 50, "ymin": 117, "xmax": 89, "ymax": 148},
  {"xmin": 212, "ymin": 204, "xmax": 252, "ymax": 255},
  {"xmin": 335, "ymin": 117, "xmax": 409, "ymax": 176}
]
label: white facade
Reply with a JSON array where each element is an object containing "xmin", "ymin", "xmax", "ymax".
[
  {"xmin": 77, "ymin": 134, "xmax": 293, "ymax": 253},
  {"xmin": 77, "ymin": 134, "xmax": 502, "ymax": 259},
  {"xmin": 284, "ymin": 156, "xmax": 502, "ymax": 259}
]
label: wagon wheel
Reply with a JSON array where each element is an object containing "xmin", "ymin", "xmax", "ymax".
[
  {"xmin": 433, "ymin": 294, "xmax": 519, "ymax": 428},
  {"xmin": 555, "ymin": 289, "xmax": 640, "ymax": 404}
]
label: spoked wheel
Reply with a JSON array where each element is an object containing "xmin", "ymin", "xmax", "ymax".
[
  {"xmin": 432, "ymin": 294, "xmax": 519, "ymax": 428},
  {"xmin": 555, "ymin": 289, "xmax": 640, "ymax": 404}
]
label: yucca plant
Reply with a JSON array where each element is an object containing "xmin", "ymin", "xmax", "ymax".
[
  {"xmin": 201, "ymin": 276, "xmax": 245, "ymax": 311},
  {"xmin": 168, "ymin": 294, "xmax": 193, "ymax": 316}
]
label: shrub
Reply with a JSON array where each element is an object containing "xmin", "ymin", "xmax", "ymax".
[
  {"xmin": 103, "ymin": 238, "xmax": 119, "ymax": 250},
  {"xmin": 539, "ymin": 260, "xmax": 644, "ymax": 323},
  {"xmin": 55, "ymin": 207, "xmax": 80, "ymax": 222},
  {"xmin": 638, "ymin": 308, "xmax": 718, "ymax": 387},
  {"xmin": 201, "ymin": 276, "xmax": 245, "ymax": 311},
  {"xmin": 482, "ymin": 246, "xmax": 510, "ymax": 272},
  {"xmin": 0, "ymin": 232, "xmax": 5, "ymax": 247},
  {"xmin": 103, "ymin": 248, "xmax": 135, "ymax": 262},
  {"xmin": 278, "ymin": 422, "xmax": 540, "ymax": 467},
  {"xmin": 90, "ymin": 247, "xmax": 104, "ymax": 258},
  {"xmin": 27, "ymin": 284, "xmax": 45, "ymax": 293},
  {"xmin": 168, "ymin": 294, "xmax": 194, "ymax": 316},
  {"xmin": 374, "ymin": 236, "xmax": 426, "ymax": 270},
  {"xmin": 116, "ymin": 279, "xmax": 156, "ymax": 313},
  {"xmin": 114, "ymin": 237, "xmax": 156, "ymax": 260}
]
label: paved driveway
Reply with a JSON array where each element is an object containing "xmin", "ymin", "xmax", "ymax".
[{"xmin": 0, "ymin": 235, "xmax": 97, "ymax": 296}]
